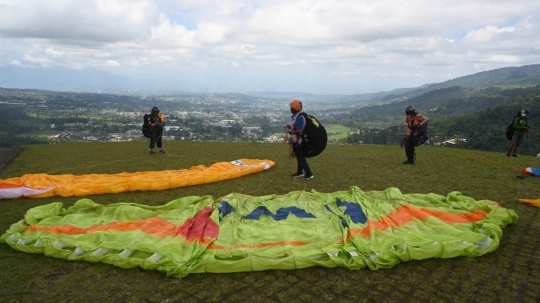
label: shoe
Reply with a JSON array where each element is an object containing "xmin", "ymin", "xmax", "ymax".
[
  {"xmin": 303, "ymin": 174, "xmax": 314, "ymax": 180},
  {"xmin": 159, "ymin": 149, "xmax": 166, "ymax": 154},
  {"xmin": 511, "ymin": 154, "xmax": 518, "ymax": 158},
  {"xmin": 291, "ymin": 173, "xmax": 304, "ymax": 177},
  {"xmin": 506, "ymin": 154, "xmax": 510, "ymax": 158},
  {"xmin": 149, "ymin": 150, "xmax": 155, "ymax": 154},
  {"xmin": 403, "ymin": 160, "xmax": 414, "ymax": 164}
]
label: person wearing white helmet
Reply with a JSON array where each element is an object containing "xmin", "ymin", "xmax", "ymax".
[{"xmin": 506, "ymin": 108, "xmax": 531, "ymax": 158}]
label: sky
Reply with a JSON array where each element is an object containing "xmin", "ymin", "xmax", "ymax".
[{"xmin": 1, "ymin": 0, "xmax": 539, "ymax": 95}]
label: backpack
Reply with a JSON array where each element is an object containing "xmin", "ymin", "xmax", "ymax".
[
  {"xmin": 414, "ymin": 122, "xmax": 429, "ymax": 146},
  {"xmin": 505, "ymin": 122, "xmax": 514, "ymax": 141},
  {"xmin": 299, "ymin": 112, "xmax": 327, "ymax": 158},
  {"xmin": 142, "ymin": 114, "xmax": 152, "ymax": 138},
  {"xmin": 405, "ymin": 116, "xmax": 429, "ymax": 147},
  {"xmin": 506, "ymin": 112, "xmax": 522, "ymax": 141}
]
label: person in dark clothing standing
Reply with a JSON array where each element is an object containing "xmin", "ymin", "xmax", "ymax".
[
  {"xmin": 284, "ymin": 100, "xmax": 314, "ymax": 179},
  {"xmin": 402, "ymin": 105, "xmax": 428, "ymax": 164},
  {"xmin": 147, "ymin": 106, "xmax": 165, "ymax": 154},
  {"xmin": 507, "ymin": 108, "xmax": 531, "ymax": 158}
]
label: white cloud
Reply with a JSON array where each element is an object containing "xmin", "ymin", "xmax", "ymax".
[
  {"xmin": 23, "ymin": 54, "xmax": 53, "ymax": 67},
  {"xmin": 274, "ymin": 61, "xmax": 293, "ymax": 66},
  {"xmin": 149, "ymin": 14, "xmax": 197, "ymax": 48},
  {"xmin": 104, "ymin": 60, "xmax": 120, "ymax": 67},
  {"xmin": 45, "ymin": 48, "xmax": 63, "ymax": 57},
  {"xmin": 194, "ymin": 22, "xmax": 230, "ymax": 44},
  {"xmin": 463, "ymin": 25, "xmax": 515, "ymax": 43},
  {"xmin": 0, "ymin": 0, "xmax": 539, "ymax": 93}
]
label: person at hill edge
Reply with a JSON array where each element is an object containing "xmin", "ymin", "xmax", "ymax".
[
  {"xmin": 402, "ymin": 105, "xmax": 428, "ymax": 164},
  {"xmin": 147, "ymin": 106, "xmax": 165, "ymax": 154},
  {"xmin": 506, "ymin": 108, "xmax": 531, "ymax": 158},
  {"xmin": 284, "ymin": 100, "xmax": 314, "ymax": 179}
]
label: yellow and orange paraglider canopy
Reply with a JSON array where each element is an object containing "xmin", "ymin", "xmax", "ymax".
[{"xmin": 0, "ymin": 158, "xmax": 274, "ymax": 199}]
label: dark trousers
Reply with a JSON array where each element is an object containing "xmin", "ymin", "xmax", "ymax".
[
  {"xmin": 293, "ymin": 143, "xmax": 312, "ymax": 176},
  {"xmin": 150, "ymin": 128, "xmax": 163, "ymax": 149},
  {"xmin": 404, "ymin": 137, "xmax": 416, "ymax": 162}
]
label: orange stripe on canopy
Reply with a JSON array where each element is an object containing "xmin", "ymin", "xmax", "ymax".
[
  {"xmin": 0, "ymin": 183, "xmax": 26, "ymax": 189},
  {"xmin": 28, "ymin": 216, "xmax": 179, "ymax": 238},
  {"xmin": 27, "ymin": 207, "xmax": 219, "ymax": 242},
  {"xmin": 350, "ymin": 205, "xmax": 488, "ymax": 238}
]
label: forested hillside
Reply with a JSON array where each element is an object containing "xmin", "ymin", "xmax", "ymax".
[
  {"xmin": 430, "ymin": 94, "xmax": 540, "ymax": 155},
  {"xmin": 327, "ymin": 64, "xmax": 540, "ymax": 156},
  {"xmin": 431, "ymin": 64, "xmax": 540, "ymax": 89},
  {"xmin": 340, "ymin": 84, "xmax": 540, "ymax": 156}
]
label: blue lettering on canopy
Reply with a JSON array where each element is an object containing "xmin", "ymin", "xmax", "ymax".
[
  {"xmin": 242, "ymin": 206, "xmax": 317, "ymax": 220},
  {"xmin": 336, "ymin": 198, "xmax": 367, "ymax": 224},
  {"xmin": 324, "ymin": 205, "xmax": 348, "ymax": 227},
  {"xmin": 219, "ymin": 201, "xmax": 236, "ymax": 221},
  {"xmin": 221, "ymin": 199, "xmax": 365, "ymax": 223}
]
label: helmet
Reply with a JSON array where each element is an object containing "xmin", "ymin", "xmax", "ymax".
[
  {"xmin": 405, "ymin": 105, "xmax": 416, "ymax": 115},
  {"xmin": 151, "ymin": 107, "xmax": 160, "ymax": 115},
  {"xmin": 290, "ymin": 99, "xmax": 302, "ymax": 112},
  {"xmin": 521, "ymin": 108, "xmax": 529, "ymax": 117}
]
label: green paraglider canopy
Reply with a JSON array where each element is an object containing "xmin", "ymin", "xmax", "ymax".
[{"xmin": 1, "ymin": 186, "xmax": 518, "ymax": 278}]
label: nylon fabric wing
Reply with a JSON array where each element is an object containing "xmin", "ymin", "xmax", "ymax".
[{"xmin": 1, "ymin": 186, "xmax": 518, "ymax": 278}]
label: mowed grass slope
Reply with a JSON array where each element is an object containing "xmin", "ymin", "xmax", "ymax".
[{"xmin": 1, "ymin": 140, "xmax": 540, "ymax": 303}]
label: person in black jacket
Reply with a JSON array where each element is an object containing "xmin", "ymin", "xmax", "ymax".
[
  {"xmin": 402, "ymin": 105, "xmax": 428, "ymax": 164},
  {"xmin": 147, "ymin": 107, "xmax": 165, "ymax": 154}
]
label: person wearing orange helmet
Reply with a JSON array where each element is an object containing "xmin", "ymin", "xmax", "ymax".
[{"xmin": 284, "ymin": 99, "xmax": 314, "ymax": 179}]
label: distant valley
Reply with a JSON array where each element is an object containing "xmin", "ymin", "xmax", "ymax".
[{"xmin": 1, "ymin": 64, "xmax": 540, "ymax": 156}]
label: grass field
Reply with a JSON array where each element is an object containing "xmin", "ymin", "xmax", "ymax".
[
  {"xmin": 326, "ymin": 124, "xmax": 355, "ymax": 142},
  {"xmin": 1, "ymin": 140, "xmax": 540, "ymax": 303}
]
